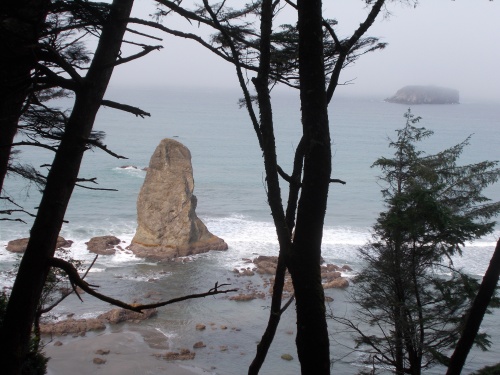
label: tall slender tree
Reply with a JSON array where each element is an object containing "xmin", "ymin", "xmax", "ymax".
[
  {"xmin": 0, "ymin": 1, "xmax": 137, "ymax": 372},
  {"xmin": 337, "ymin": 110, "xmax": 500, "ymax": 375},
  {"xmin": 150, "ymin": 1, "xmax": 389, "ymax": 373},
  {"xmin": 0, "ymin": 0, "xmax": 51, "ymax": 193}
]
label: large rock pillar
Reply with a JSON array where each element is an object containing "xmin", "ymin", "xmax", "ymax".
[{"xmin": 129, "ymin": 138, "xmax": 227, "ymax": 260}]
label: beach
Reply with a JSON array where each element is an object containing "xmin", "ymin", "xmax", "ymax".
[{"xmin": 44, "ymin": 329, "xmax": 215, "ymax": 375}]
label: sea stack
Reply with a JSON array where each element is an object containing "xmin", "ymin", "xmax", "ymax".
[
  {"xmin": 129, "ymin": 138, "xmax": 228, "ymax": 260},
  {"xmin": 385, "ymin": 85, "xmax": 459, "ymax": 104}
]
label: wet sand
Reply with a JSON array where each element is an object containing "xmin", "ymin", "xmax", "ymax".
[{"xmin": 43, "ymin": 330, "xmax": 215, "ymax": 375}]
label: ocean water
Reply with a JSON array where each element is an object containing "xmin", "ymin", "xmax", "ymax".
[{"xmin": 1, "ymin": 87, "xmax": 499, "ymax": 374}]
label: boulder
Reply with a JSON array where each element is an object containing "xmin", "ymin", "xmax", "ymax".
[
  {"xmin": 323, "ymin": 277, "xmax": 349, "ymax": 289},
  {"xmin": 86, "ymin": 235, "xmax": 121, "ymax": 255},
  {"xmin": 237, "ymin": 294, "xmax": 256, "ymax": 302},
  {"xmin": 6, "ymin": 236, "xmax": 72, "ymax": 253},
  {"xmin": 195, "ymin": 323, "xmax": 206, "ymax": 331},
  {"xmin": 129, "ymin": 139, "xmax": 228, "ymax": 260},
  {"xmin": 253, "ymin": 255, "xmax": 278, "ymax": 274},
  {"xmin": 97, "ymin": 307, "xmax": 157, "ymax": 324},
  {"xmin": 93, "ymin": 358, "xmax": 107, "ymax": 365},
  {"xmin": 385, "ymin": 85, "xmax": 459, "ymax": 104},
  {"xmin": 163, "ymin": 349, "xmax": 195, "ymax": 360}
]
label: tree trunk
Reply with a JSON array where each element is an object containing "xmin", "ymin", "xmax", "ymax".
[
  {"xmin": 0, "ymin": 0, "xmax": 50, "ymax": 192},
  {"xmin": 289, "ymin": 0, "xmax": 332, "ymax": 373},
  {"xmin": 446, "ymin": 239, "xmax": 500, "ymax": 375},
  {"xmin": 0, "ymin": 1, "xmax": 134, "ymax": 373},
  {"xmin": 248, "ymin": 1, "xmax": 291, "ymax": 372}
]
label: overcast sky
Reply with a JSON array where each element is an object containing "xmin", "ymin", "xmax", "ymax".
[{"xmin": 110, "ymin": 0, "xmax": 500, "ymax": 102}]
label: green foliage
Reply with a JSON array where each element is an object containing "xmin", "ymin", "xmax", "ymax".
[
  {"xmin": 0, "ymin": 292, "xmax": 49, "ymax": 375},
  {"xmin": 186, "ymin": 2, "xmax": 385, "ymax": 89},
  {"xmin": 344, "ymin": 110, "xmax": 500, "ymax": 374},
  {"xmin": 471, "ymin": 362, "xmax": 500, "ymax": 375}
]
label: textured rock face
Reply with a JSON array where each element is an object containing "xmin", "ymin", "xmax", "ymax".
[
  {"xmin": 6, "ymin": 236, "xmax": 72, "ymax": 253},
  {"xmin": 86, "ymin": 235, "xmax": 121, "ymax": 255},
  {"xmin": 129, "ymin": 139, "xmax": 227, "ymax": 260},
  {"xmin": 386, "ymin": 85, "xmax": 459, "ymax": 104}
]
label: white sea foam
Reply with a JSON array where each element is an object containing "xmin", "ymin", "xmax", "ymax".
[
  {"xmin": 155, "ymin": 327, "xmax": 178, "ymax": 339},
  {"xmin": 112, "ymin": 166, "xmax": 146, "ymax": 178},
  {"xmin": 1, "ymin": 213, "xmax": 497, "ymax": 283},
  {"xmin": 203, "ymin": 215, "xmax": 499, "ymax": 274}
]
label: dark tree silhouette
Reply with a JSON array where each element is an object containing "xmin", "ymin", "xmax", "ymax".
[
  {"xmin": 447, "ymin": 239, "xmax": 500, "ymax": 375},
  {"xmin": 337, "ymin": 111, "xmax": 500, "ymax": 374},
  {"xmin": 0, "ymin": 1, "xmax": 138, "ymax": 372},
  {"xmin": 0, "ymin": 0, "xmax": 51, "ymax": 193},
  {"xmin": 150, "ymin": 0, "xmax": 388, "ymax": 373}
]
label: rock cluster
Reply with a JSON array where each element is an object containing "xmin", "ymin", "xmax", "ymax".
[
  {"xmin": 39, "ymin": 318, "xmax": 106, "ymax": 335},
  {"xmin": 39, "ymin": 307, "xmax": 157, "ymax": 335},
  {"xmin": 385, "ymin": 85, "xmax": 459, "ymax": 104},
  {"xmin": 129, "ymin": 139, "xmax": 228, "ymax": 260},
  {"xmin": 229, "ymin": 255, "xmax": 351, "ymax": 301}
]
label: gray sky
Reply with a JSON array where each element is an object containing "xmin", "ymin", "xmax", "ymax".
[{"xmin": 110, "ymin": 0, "xmax": 500, "ymax": 102}]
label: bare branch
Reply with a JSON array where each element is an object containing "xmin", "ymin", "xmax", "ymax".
[
  {"xmin": 125, "ymin": 27, "xmax": 163, "ymax": 41},
  {"xmin": 278, "ymin": 165, "xmax": 345, "ymax": 185},
  {"xmin": 201, "ymin": 0, "xmax": 263, "ymax": 147},
  {"xmin": 101, "ymin": 99, "xmax": 151, "ymax": 117},
  {"xmin": 12, "ymin": 141, "xmax": 58, "ymax": 153},
  {"xmin": 138, "ymin": 282, "xmax": 238, "ymax": 310},
  {"xmin": 105, "ymin": 45, "xmax": 163, "ymax": 68},
  {"xmin": 49, "ymin": 257, "xmax": 238, "ymax": 313},
  {"xmin": 74, "ymin": 183, "xmax": 118, "ymax": 191},
  {"xmin": 154, "ymin": 0, "xmax": 213, "ymax": 26},
  {"xmin": 37, "ymin": 46, "xmax": 85, "ymax": 84},
  {"xmin": 127, "ymin": 18, "xmax": 258, "ymax": 72},
  {"xmin": 85, "ymin": 138, "xmax": 128, "ymax": 159},
  {"xmin": 0, "ymin": 197, "xmax": 37, "ymax": 221},
  {"xmin": 1, "ymin": 196, "xmax": 28, "ymax": 210},
  {"xmin": 35, "ymin": 64, "xmax": 79, "ymax": 92},
  {"xmin": 280, "ymin": 294, "xmax": 295, "ymax": 314},
  {"xmin": 330, "ymin": 178, "xmax": 346, "ymax": 185},
  {"xmin": 326, "ymin": 0, "xmax": 385, "ymax": 102},
  {"xmin": 39, "ymin": 255, "xmax": 99, "ymax": 315}
]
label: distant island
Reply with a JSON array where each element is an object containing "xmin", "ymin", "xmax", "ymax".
[{"xmin": 385, "ymin": 85, "xmax": 459, "ymax": 105}]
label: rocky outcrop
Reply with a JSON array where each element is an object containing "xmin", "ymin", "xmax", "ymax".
[
  {"xmin": 236, "ymin": 255, "xmax": 351, "ymax": 293},
  {"xmin": 39, "ymin": 318, "xmax": 106, "ymax": 335},
  {"xmin": 39, "ymin": 308, "xmax": 157, "ymax": 335},
  {"xmin": 86, "ymin": 235, "xmax": 121, "ymax": 255},
  {"xmin": 97, "ymin": 307, "xmax": 157, "ymax": 324},
  {"xmin": 129, "ymin": 139, "xmax": 227, "ymax": 260},
  {"xmin": 6, "ymin": 236, "xmax": 72, "ymax": 253},
  {"xmin": 386, "ymin": 85, "xmax": 459, "ymax": 104}
]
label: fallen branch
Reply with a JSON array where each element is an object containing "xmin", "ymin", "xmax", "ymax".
[{"xmin": 50, "ymin": 257, "xmax": 238, "ymax": 312}]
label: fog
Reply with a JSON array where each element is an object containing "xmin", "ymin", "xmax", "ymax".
[{"xmin": 110, "ymin": 0, "xmax": 500, "ymax": 102}]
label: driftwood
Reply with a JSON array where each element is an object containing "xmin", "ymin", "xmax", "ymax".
[{"xmin": 50, "ymin": 257, "xmax": 237, "ymax": 313}]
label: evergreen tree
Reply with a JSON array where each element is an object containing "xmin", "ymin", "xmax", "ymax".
[{"xmin": 338, "ymin": 110, "xmax": 500, "ymax": 375}]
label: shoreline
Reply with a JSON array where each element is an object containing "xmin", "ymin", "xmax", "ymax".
[{"xmin": 43, "ymin": 328, "xmax": 216, "ymax": 375}]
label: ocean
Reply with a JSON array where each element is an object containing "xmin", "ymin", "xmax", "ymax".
[{"xmin": 1, "ymin": 87, "xmax": 499, "ymax": 374}]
